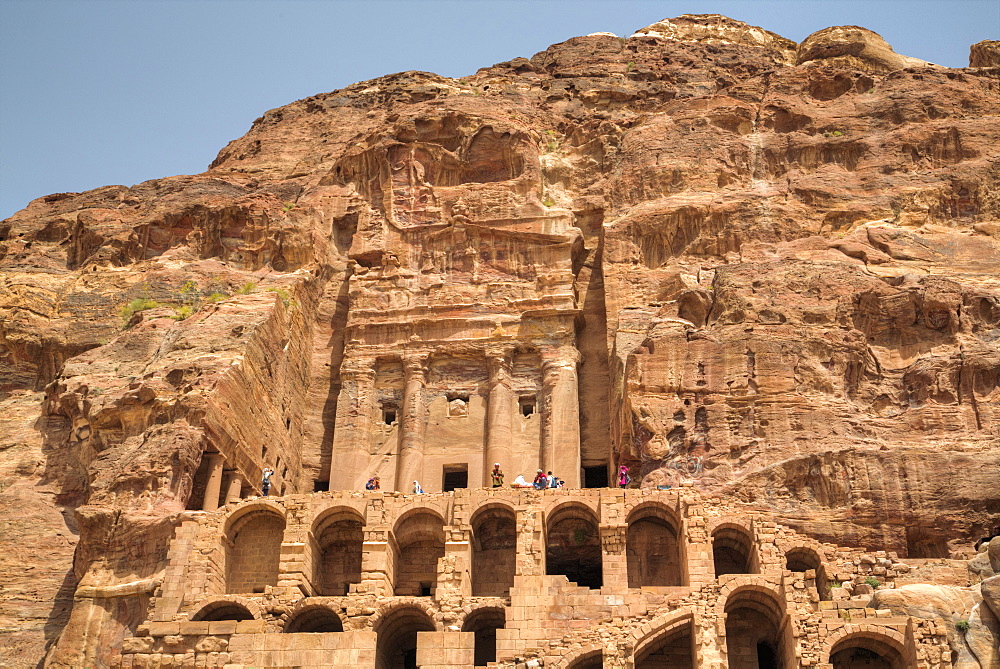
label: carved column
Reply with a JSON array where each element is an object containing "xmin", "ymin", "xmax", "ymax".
[
  {"xmin": 484, "ymin": 348, "xmax": 514, "ymax": 487},
  {"xmin": 201, "ymin": 453, "xmax": 224, "ymax": 511},
  {"xmin": 395, "ymin": 353, "xmax": 428, "ymax": 492},
  {"xmin": 540, "ymin": 347, "xmax": 582, "ymax": 487},
  {"xmin": 225, "ymin": 473, "xmax": 243, "ymax": 505},
  {"xmin": 329, "ymin": 357, "xmax": 376, "ymax": 490}
]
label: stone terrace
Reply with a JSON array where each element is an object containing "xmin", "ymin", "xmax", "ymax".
[{"xmin": 114, "ymin": 487, "xmax": 962, "ymax": 668}]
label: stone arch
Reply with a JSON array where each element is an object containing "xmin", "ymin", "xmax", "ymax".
[
  {"xmin": 629, "ymin": 608, "xmax": 695, "ymax": 668},
  {"xmin": 392, "ymin": 507, "xmax": 446, "ymax": 596},
  {"xmin": 190, "ymin": 595, "xmax": 261, "ymax": 621},
  {"xmin": 824, "ymin": 626, "xmax": 908, "ymax": 669},
  {"xmin": 373, "ymin": 603, "xmax": 438, "ymax": 669},
  {"xmin": 784, "ymin": 544, "xmax": 831, "ymax": 601},
  {"xmin": 626, "ymin": 502, "xmax": 684, "ymax": 587},
  {"xmin": 283, "ymin": 603, "xmax": 345, "ymax": 633},
  {"xmin": 461, "ymin": 605, "xmax": 505, "ymax": 667},
  {"xmin": 558, "ymin": 647, "xmax": 604, "ymax": 669},
  {"xmin": 311, "ymin": 506, "xmax": 365, "ymax": 596},
  {"xmin": 545, "ymin": 503, "xmax": 602, "ymax": 589},
  {"xmin": 224, "ymin": 503, "xmax": 286, "ymax": 594},
  {"xmin": 711, "ymin": 521, "xmax": 756, "ymax": 577},
  {"xmin": 392, "ymin": 499, "xmax": 449, "ymax": 527},
  {"xmin": 470, "ymin": 503, "xmax": 517, "ymax": 597},
  {"xmin": 719, "ymin": 582, "xmax": 791, "ymax": 669}
]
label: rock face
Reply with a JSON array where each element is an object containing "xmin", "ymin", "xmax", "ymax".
[
  {"xmin": 797, "ymin": 25, "xmax": 935, "ymax": 71},
  {"xmin": 970, "ymin": 40, "xmax": 1000, "ymax": 68},
  {"xmin": 0, "ymin": 12, "xmax": 998, "ymax": 667}
]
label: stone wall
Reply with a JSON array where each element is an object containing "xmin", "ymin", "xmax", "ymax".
[{"xmin": 112, "ymin": 487, "xmax": 987, "ymax": 668}]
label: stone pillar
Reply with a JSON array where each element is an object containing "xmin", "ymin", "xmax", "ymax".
[
  {"xmin": 225, "ymin": 474, "xmax": 243, "ymax": 504},
  {"xmin": 438, "ymin": 526, "xmax": 473, "ymax": 599},
  {"xmin": 514, "ymin": 507, "xmax": 544, "ymax": 577},
  {"xmin": 395, "ymin": 353, "xmax": 428, "ymax": 492},
  {"xmin": 201, "ymin": 453, "xmax": 224, "ymax": 511},
  {"xmin": 540, "ymin": 347, "xmax": 582, "ymax": 487},
  {"xmin": 329, "ymin": 357, "xmax": 376, "ymax": 490},
  {"xmin": 600, "ymin": 489, "xmax": 629, "ymax": 589},
  {"xmin": 484, "ymin": 348, "xmax": 514, "ymax": 487},
  {"xmin": 601, "ymin": 524, "xmax": 628, "ymax": 590},
  {"xmin": 358, "ymin": 526, "xmax": 394, "ymax": 597}
]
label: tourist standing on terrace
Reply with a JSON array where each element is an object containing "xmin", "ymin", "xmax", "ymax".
[
  {"xmin": 261, "ymin": 467, "xmax": 274, "ymax": 496},
  {"xmin": 491, "ymin": 463, "xmax": 504, "ymax": 488}
]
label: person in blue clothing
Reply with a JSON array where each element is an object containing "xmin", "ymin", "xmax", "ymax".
[
  {"xmin": 533, "ymin": 469, "xmax": 547, "ymax": 490},
  {"xmin": 261, "ymin": 467, "xmax": 274, "ymax": 496},
  {"xmin": 413, "ymin": 480, "xmax": 424, "ymax": 494}
]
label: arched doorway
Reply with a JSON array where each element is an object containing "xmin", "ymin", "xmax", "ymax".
[
  {"xmin": 225, "ymin": 508, "xmax": 285, "ymax": 594},
  {"xmin": 785, "ymin": 546, "xmax": 830, "ymax": 601},
  {"xmin": 713, "ymin": 524, "xmax": 755, "ymax": 577},
  {"xmin": 462, "ymin": 607, "xmax": 505, "ymax": 667},
  {"xmin": 627, "ymin": 504, "xmax": 683, "ymax": 587},
  {"xmin": 829, "ymin": 633, "xmax": 906, "ymax": 669},
  {"xmin": 312, "ymin": 508, "xmax": 364, "ymax": 596},
  {"xmin": 375, "ymin": 606, "xmax": 436, "ymax": 669},
  {"xmin": 284, "ymin": 606, "xmax": 344, "ymax": 633},
  {"xmin": 634, "ymin": 620, "xmax": 695, "ymax": 668},
  {"xmin": 723, "ymin": 587, "xmax": 788, "ymax": 669},
  {"xmin": 471, "ymin": 505, "xmax": 517, "ymax": 597},
  {"xmin": 393, "ymin": 510, "xmax": 445, "ymax": 596},
  {"xmin": 567, "ymin": 650, "xmax": 603, "ymax": 668},
  {"xmin": 191, "ymin": 601, "xmax": 254, "ymax": 622},
  {"xmin": 545, "ymin": 504, "xmax": 602, "ymax": 589}
]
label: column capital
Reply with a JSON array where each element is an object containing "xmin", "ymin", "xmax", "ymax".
[
  {"xmin": 402, "ymin": 352, "xmax": 429, "ymax": 376},
  {"xmin": 541, "ymin": 346, "xmax": 582, "ymax": 367},
  {"xmin": 340, "ymin": 357, "xmax": 376, "ymax": 381},
  {"xmin": 486, "ymin": 347, "xmax": 515, "ymax": 384},
  {"xmin": 541, "ymin": 347, "xmax": 581, "ymax": 384}
]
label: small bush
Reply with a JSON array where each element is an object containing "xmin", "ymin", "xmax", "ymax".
[
  {"xmin": 542, "ymin": 196, "xmax": 555, "ymax": 208},
  {"xmin": 267, "ymin": 287, "xmax": 293, "ymax": 307},
  {"xmin": 237, "ymin": 281, "xmax": 256, "ymax": 295},
  {"xmin": 206, "ymin": 291, "xmax": 228, "ymax": 303},
  {"xmin": 829, "ymin": 580, "xmax": 842, "ymax": 589},
  {"xmin": 864, "ymin": 576, "xmax": 881, "ymax": 588},
  {"xmin": 627, "ymin": 61, "xmax": 636, "ymax": 72},
  {"xmin": 955, "ymin": 619, "xmax": 970, "ymax": 633},
  {"xmin": 119, "ymin": 298, "xmax": 159, "ymax": 326},
  {"xmin": 171, "ymin": 305, "xmax": 194, "ymax": 321}
]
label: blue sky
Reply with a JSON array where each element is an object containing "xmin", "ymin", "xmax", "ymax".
[{"xmin": 1, "ymin": 0, "xmax": 996, "ymax": 220}]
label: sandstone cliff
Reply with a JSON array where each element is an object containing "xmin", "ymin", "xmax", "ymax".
[{"xmin": 0, "ymin": 14, "xmax": 998, "ymax": 667}]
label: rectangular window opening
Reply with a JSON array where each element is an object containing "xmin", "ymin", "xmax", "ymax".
[
  {"xmin": 519, "ymin": 395, "xmax": 535, "ymax": 417},
  {"xmin": 313, "ymin": 480, "xmax": 330, "ymax": 492},
  {"xmin": 420, "ymin": 583, "xmax": 432, "ymax": 597},
  {"xmin": 442, "ymin": 464, "xmax": 469, "ymax": 492},
  {"xmin": 583, "ymin": 464, "xmax": 609, "ymax": 489},
  {"xmin": 382, "ymin": 403, "xmax": 397, "ymax": 425}
]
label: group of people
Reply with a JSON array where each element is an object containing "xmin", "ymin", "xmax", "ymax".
[
  {"xmin": 359, "ymin": 463, "xmax": 636, "ymax": 493},
  {"xmin": 267, "ymin": 462, "xmax": 634, "ymax": 498}
]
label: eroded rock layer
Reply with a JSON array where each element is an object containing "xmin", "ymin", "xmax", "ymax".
[{"xmin": 0, "ymin": 13, "xmax": 998, "ymax": 667}]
